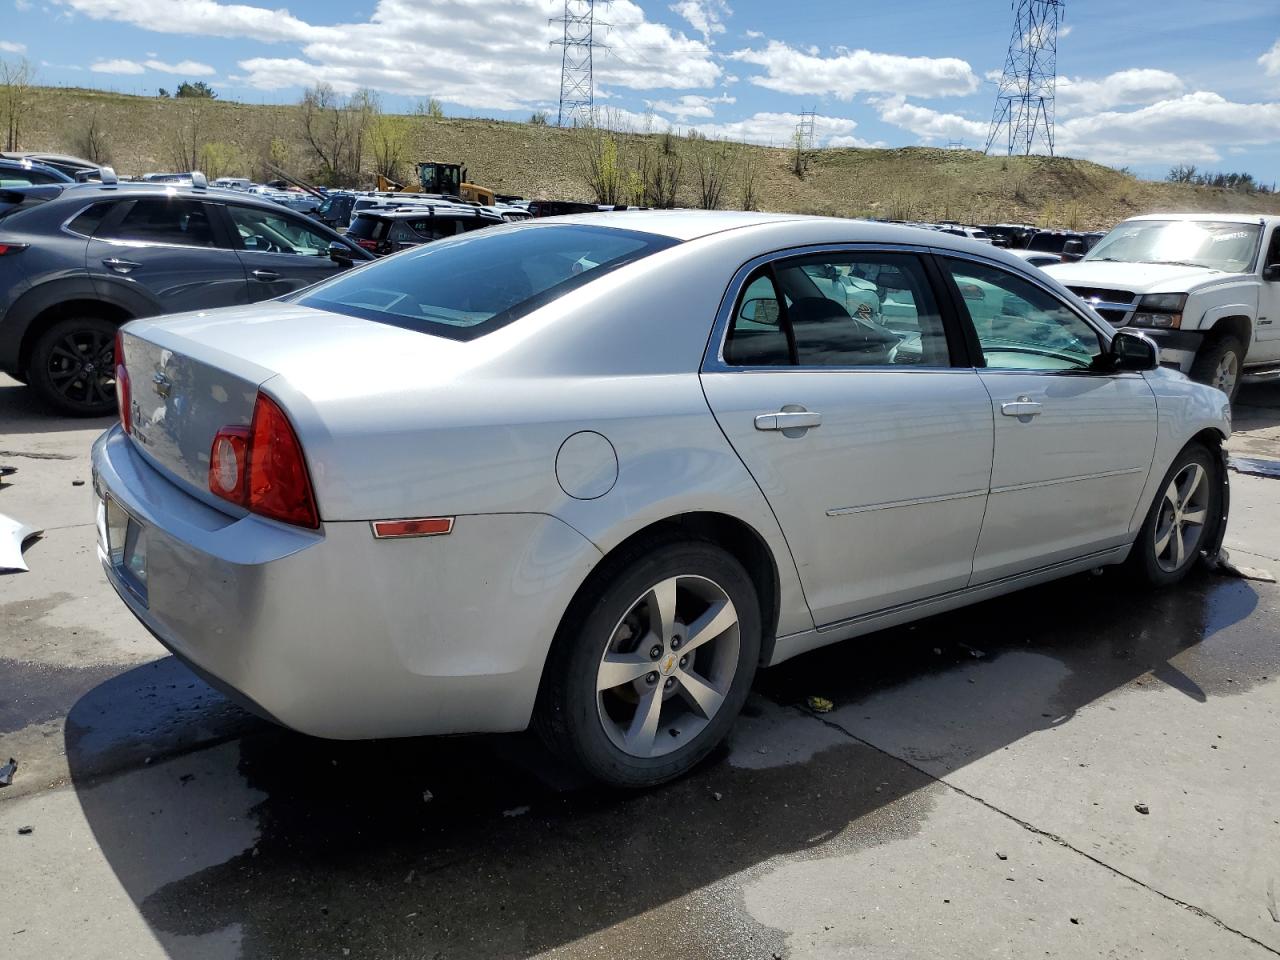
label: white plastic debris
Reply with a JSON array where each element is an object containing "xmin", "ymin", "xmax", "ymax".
[{"xmin": 0, "ymin": 514, "xmax": 42, "ymax": 573}]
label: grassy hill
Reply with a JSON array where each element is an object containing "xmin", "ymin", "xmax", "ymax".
[{"xmin": 21, "ymin": 86, "xmax": 1280, "ymax": 229}]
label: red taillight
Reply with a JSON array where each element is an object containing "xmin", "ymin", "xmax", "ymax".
[
  {"xmin": 208, "ymin": 393, "xmax": 319, "ymax": 529},
  {"xmin": 354, "ymin": 238, "xmax": 378, "ymax": 252},
  {"xmin": 114, "ymin": 329, "xmax": 131, "ymax": 434},
  {"xmin": 0, "ymin": 242, "xmax": 29, "ymax": 256}
]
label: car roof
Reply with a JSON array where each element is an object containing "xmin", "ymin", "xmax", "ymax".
[
  {"xmin": 0, "ymin": 157, "xmax": 73, "ymax": 181},
  {"xmin": 356, "ymin": 207, "xmax": 500, "ymax": 220},
  {"xmin": 44, "ymin": 180, "xmax": 309, "ymax": 208},
  {"xmin": 1125, "ymin": 213, "xmax": 1274, "ymax": 225}
]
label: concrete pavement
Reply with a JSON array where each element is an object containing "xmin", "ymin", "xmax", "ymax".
[{"xmin": 2, "ymin": 374, "xmax": 1279, "ymax": 959}]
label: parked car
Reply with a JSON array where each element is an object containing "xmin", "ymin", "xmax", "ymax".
[
  {"xmin": 341, "ymin": 205, "xmax": 503, "ymax": 257},
  {"xmin": 2, "ymin": 151, "xmax": 100, "ymax": 181},
  {"xmin": 312, "ymin": 191, "xmax": 358, "ymax": 230},
  {"xmin": 0, "ymin": 157, "xmax": 74, "ymax": 187},
  {"xmin": 1011, "ymin": 249, "xmax": 1062, "ymax": 268},
  {"xmin": 94, "ymin": 211, "xmax": 1231, "ymax": 788},
  {"xmin": 935, "ymin": 225, "xmax": 993, "ymax": 244},
  {"xmin": 0, "ymin": 176, "xmax": 372, "ymax": 415},
  {"xmin": 527, "ymin": 199, "xmax": 609, "ymax": 217},
  {"xmin": 1047, "ymin": 214, "xmax": 1280, "ymax": 399},
  {"xmin": 978, "ymin": 223, "xmax": 1037, "ymax": 249}
]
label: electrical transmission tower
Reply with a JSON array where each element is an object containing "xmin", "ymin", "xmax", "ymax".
[
  {"xmin": 984, "ymin": 0, "xmax": 1063, "ymax": 156},
  {"xmin": 552, "ymin": 0, "xmax": 606, "ymax": 128},
  {"xmin": 796, "ymin": 109, "xmax": 817, "ymax": 151}
]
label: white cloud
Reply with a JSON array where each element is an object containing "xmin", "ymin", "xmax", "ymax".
[
  {"xmin": 143, "ymin": 58, "xmax": 215, "ymax": 75},
  {"xmin": 1055, "ymin": 68, "xmax": 1184, "ymax": 115},
  {"xmin": 730, "ymin": 40, "xmax": 979, "ymax": 99},
  {"xmin": 743, "ymin": 28, "xmax": 762, "ymax": 39},
  {"xmin": 0, "ymin": 40, "xmax": 26, "ymax": 53},
  {"xmin": 872, "ymin": 95, "xmax": 986, "ymax": 142},
  {"xmin": 53, "ymin": 0, "xmax": 721, "ymax": 110},
  {"xmin": 91, "ymin": 58, "xmax": 145, "ymax": 74},
  {"xmin": 648, "ymin": 92, "xmax": 734, "ymax": 120},
  {"xmin": 669, "ymin": 0, "xmax": 730, "ymax": 43},
  {"xmin": 14, "ymin": 0, "xmax": 32, "ymax": 9},
  {"xmin": 1056, "ymin": 90, "xmax": 1280, "ymax": 166},
  {"xmin": 1261, "ymin": 39, "xmax": 1280, "ymax": 78},
  {"xmin": 697, "ymin": 110, "xmax": 866, "ymax": 147}
]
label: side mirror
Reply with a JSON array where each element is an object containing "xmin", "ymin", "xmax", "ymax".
[
  {"xmin": 328, "ymin": 240, "xmax": 355, "ymax": 269},
  {"xmin": 1109, "ymin": 329, "xmax": 1158, "ymax": 372},
  {"xmin": 1263, "ymin": 263, "xmax": 1280, "ymax": 282},
  {"xmin": 1062, "ymin": 239, "xmax": 1085, "ymax": 258}
]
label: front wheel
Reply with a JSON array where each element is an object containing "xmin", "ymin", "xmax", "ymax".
[
  {"xmin": 1190, "ymin": 334, "xmax": 1243, "ymax": 402},
  {"xmin": 1127, "ymin": 444, "xmax": 1222, "ymax": 586},
  {"xmin": 535, "ymin": 538, "xmax": 761, "ymax": 788}
]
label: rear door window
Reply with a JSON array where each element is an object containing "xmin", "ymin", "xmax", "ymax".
[
  {"xmin": 227, "ymin": 205, "xmax": 332, "ymax": 257},
  {"xmin": 99, "ymin": 198, "xmax": 220, "ymax": 247}
]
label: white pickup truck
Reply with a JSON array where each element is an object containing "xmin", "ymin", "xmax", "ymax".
[{"xmin": 1045, "ymin": 213, "xmax": 1280, "ymax": 400}]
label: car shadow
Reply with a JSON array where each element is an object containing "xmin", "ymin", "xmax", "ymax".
[
  {"xmin": 0, "ymin": 378, "xmax": 116, "ymax": 438},
  {"xmin": 63, "ymin": 567, "xmax": 1273, "ymax": 959},
  {"xmin": 1232, "ymin": 381, "xmax": 1280, "ymax": 452}
]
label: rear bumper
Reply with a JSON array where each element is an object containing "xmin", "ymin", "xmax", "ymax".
[{"xmin": 92, "ymin": 425, "xmax": 601, "ymax": 739}]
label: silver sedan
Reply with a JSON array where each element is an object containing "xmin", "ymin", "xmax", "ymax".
[{"xmin": 93, "ymin": 212, "xmax": 1232, "ymax": 787}]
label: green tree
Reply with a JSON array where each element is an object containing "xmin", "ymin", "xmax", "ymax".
[{"xmin": 175, "ymin": 80, "xmax": 217, "ymax": 99}]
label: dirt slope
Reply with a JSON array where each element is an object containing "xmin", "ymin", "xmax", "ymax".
[{"xmin": 21, "ymin": 86, "xmax": 1280, "ymax": 229}]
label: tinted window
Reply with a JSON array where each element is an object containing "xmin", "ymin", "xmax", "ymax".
[
  {"xmin": 724, "ymin": 253, "xmax": 950, "ymax": 368},
  {"xmin": 228, "ymin": 205, "xmax": 331, "ymax": 256},
  {"xmin": 944, "ymin": 258, "xmax": 1102, "ymax": 371},
  {"xmin": 345, "ymin": 215, "xmax": 386, "ymax": 241},
  {"xmin": 0, "ymin": 167, "xmax": 63, "ymax": 186},
  {"xmin": 298, "ymin": 224, "xmax": 678, "ymax": 341},
  {"xmin": 67, "ymin": 201, "xmax": 114, "ymax": 237},
  {"xmin": 102, "ymin": 198, "xmax": 218, "ymax": 247}
]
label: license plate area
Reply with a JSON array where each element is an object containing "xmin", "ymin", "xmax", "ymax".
[{"xmin": 102, "ymin": 495, "xmax": 149, "ymax": 605}]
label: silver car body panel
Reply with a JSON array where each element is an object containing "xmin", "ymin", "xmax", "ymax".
[{"xmin": 95, "ymin": 213, "xmax": 1233, "ymax": 738}]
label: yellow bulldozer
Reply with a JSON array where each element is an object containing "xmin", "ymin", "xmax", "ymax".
[{"xmin": 376, "ymin": 161, "xmax": 495, "ymax": 205}]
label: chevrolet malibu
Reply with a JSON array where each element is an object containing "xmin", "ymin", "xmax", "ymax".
[{"xmin": 93, "ymin": 212, "xmax": 1232, "ymax": 787}]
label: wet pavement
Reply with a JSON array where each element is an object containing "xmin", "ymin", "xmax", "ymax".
[{"xmin": 3, "ymin": 374, "xmax": 1280, "ymax": 959}]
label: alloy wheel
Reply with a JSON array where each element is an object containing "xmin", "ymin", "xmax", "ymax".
[
  {"xmin": 1213, "ymin": 350, "xmax": 1239, "ymax": 397},
  {"xmin": 596, "ymin": 574, "xmax": 740, "ymax": 759},
  {"xmin": 45, "ymin": 328, "xmax": 116, "ymax": 409},
  {"xmin": 1153, "ymin": 461, "xmax": 1210, "ymax": 573}
]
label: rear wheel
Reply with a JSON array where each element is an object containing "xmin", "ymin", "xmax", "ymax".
[
  {"xmin": 27, "ymin": 316, "xmax": 120, "ymax": 416},
  {"xmin": 1127, "ymin": 444, "xmax": 1221, "ymax": 586},
  {"xmin": 1190, "ymin": 334, "xmax": 1243, "ymax": 402},
  {"xmin": 536, "ymin": 538, "xmax": 761, "ymax": 788}
]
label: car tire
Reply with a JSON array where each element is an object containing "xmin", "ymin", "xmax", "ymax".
[
  {"xmin": 27, "ymin": 316, "xmax": 120, "ymax": 417},
  {"xmin": 1126, "ymin": 443, "xmax": 1222, "ymax": 587},
  {"xmin": 1190, "ymin": 334, "xmax": 1243, "ymax": 402},
  {"xmin": 535, "ymin": 536, "xmax": 762, "ymax": 788}
]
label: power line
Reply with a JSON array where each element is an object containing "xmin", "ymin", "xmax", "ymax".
[
  {"xmin": 984, "ymin": 0, "xmax": 1063, "ymax": 156},
  {"xmin": 551, "ymin": 0, "xmax": 608, "ymax": 127}
]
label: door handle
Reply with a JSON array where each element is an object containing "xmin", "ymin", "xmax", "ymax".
[
  {"xmin": 251, "ymin": 269, "xmax": 281, "ymax": 281},
  {"xmin": 755, "ymin": 410, "xmax": 822, "ymax": 431},
  {"xmin": 1001, "ymin": 397, "xmax": 1042, "ymax": 419},
  {"xmin": 102, "ymin": 257, "xmax": 140, "ymax": 274}
]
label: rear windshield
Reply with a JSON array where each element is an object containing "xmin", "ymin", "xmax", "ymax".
[
  {"xmin": 299, "ymin": 223, "xmax": 678, "ymax": 341},
  {"xmin": 345, "ymin": 215, "xmax": 385, "ymax": 241},
  {"xmin": 0, "ymin": 185, "xmax": 64, "ymax": 220}
]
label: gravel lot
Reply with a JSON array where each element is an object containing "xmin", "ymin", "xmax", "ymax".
[{"xmin": 2, "ymin": 373, "xmax": 1278, "ymax": 960}]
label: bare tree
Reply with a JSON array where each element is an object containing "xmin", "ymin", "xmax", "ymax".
[
  {"xmin": 691, "ymin": 137, "xmax": 735, "ymax": 209},
  {"xmin": 738, "ymin": 147, "xmax": 761, "ymax": 210},
  {"xmin": 369, "ymin": 116, "xmax": 406, "ymax": 183},
  {"xmin": 1, "ymin": 57, "xmax": 34, "ymax": 152},
  {"xmin": 791, "ymin": 127, "xmax": 808, "ymax": 178},
  {"xmin": 167, "ymin": 102, "xmax": 204, "ymax": 172},
  {"xmin": 415, "ymin": 97, "xmax": 445, "ymax": 119},
  {"xmin": 299, "ymin": 84, "xmax": 375, "ymax": 186},
  {"xmin": 637, "ymin": 130, "xmax": 683, "ymax": 208},
  {"xmin": 573, "ymin": 124, "xmax": 630, "ymax": 205},
  {"xmin": 72, "ymin": 109, "xmax": 111, "ymax": 165}
]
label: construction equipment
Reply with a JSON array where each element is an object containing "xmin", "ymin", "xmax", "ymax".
[{"xmin": 375, "ymin": 162, "xmax": 494, "ymax": 206}]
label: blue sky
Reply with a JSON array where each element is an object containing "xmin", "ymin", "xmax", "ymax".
[{"xmin": 5, "ymin": 0, "xmax": 1278, "ymax": 181}]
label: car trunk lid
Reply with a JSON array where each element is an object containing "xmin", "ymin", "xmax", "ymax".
[{"xmin": 117, "ymin": 300, "xmax": 471, "ymax": 512}]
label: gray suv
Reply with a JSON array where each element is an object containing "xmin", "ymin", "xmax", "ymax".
[{"xmin": 0, "ymin": 179, "xmax": 372, "ymax": 415}]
